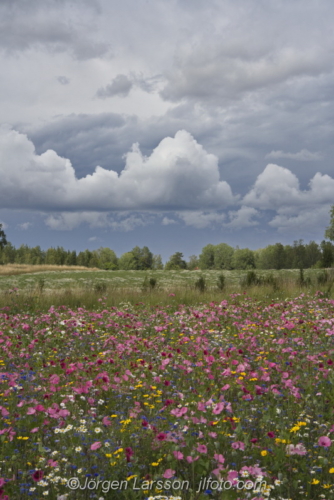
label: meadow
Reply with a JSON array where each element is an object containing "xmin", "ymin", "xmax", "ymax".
[{"xmin": 0, "ymin": 267, "xmax": 334, "ymax": 499}]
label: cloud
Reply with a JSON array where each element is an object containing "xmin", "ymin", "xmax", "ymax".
[
  {"xmin": 225, "ymin": 206, "xmax": 259, "ymax": 229},
  {"xmin": 0, "ymin": 0, "xmax": 111, "ymax": 59},
  {"xmin": 0, "ymin": 221, "xmax": 8, "ymax": 230},
  {"xmin": 57, "ymin": 76, "xmax": 70, "ymax": 85},
  {"xmin": 269, "ymin": 205, "xmax": 331, "ymax": 234},
  {"xmin": 0, "ymin": 127, "xmax": 236, "ymax": 211},
  {"xmin": 162, "ymin": 216, "xmax": 177, "ymax": 225},
  {"xmin": 243, "ymin": 163, "xmax": 334, "ymax": 211},
  {"xmin": 265, "ymin": 149, "xmax": 323, "ymax": 161},
  {"xmin": 177, "ymin": 211, "xmax": 226, "ymax": 229},
  {"xmin": 45, "ymin": 211, "xmax": 155, "ymax": 231},
  {"xmin": 96, "ymin": 74, "xmax": 133, "ymax": 99},
  {"xmin": 17, "ymin": 222, "xmax": 32, "ymax": 230},
  {"xmin": 161, "ymin": 43, "xmax": 331, "ymax": 104}
]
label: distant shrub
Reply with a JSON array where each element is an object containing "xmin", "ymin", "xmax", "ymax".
[
  {"xmin": 217, "ymin": 273, "xmax": 225, "ymax": 291},
  {"xmin": 94, "ymin": 282, "xmax": 107, "ymax": 293},
  {"xmin": 241, "ymin": 270, "xmax": 260, "ymax": 287},
  {"xmin": 194, "ymin": 275, "xmax": 206, "ymax": 292},
  {"xmin": 142, "ymin": 276, "xmax": 158, "ymax": 291},
  {"xmin": 317, "ymin": 270, "xmax": 329, "ymax": 284}
]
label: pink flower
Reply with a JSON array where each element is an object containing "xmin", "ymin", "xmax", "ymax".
[
  {"xmin": 231, "ymin": 441, "xmax": 245, "ymax": 450},
  {"xmin": 173, "ymin": 451, "xmax": 184, "ymax": 460},
  {"xmin": 196, "ymin": 444, "xmax": 207, "ymax": 454},
  {"xmin": 214, "ymin": 453, "xmax": 225, "ymax": 464},
  {"xmin": 30, "ymin": 427, "xmax": 39, "ymax": 433},
  {"xmin": 186, "ymin": 455, "xmax": 199, "ymax": 463},
  {"xmin": 267, "ymin": 432, "xmax": 275, "ymax": 438},
  {"xmin": 102, "ymin": 416, "xmax": 111, "ymax": 426},
  {"xmin": 213, "ymin": 402, "xmax": 224, "ymax": 415},
  {"xmin": 318, "ymin": 436, "xmax": 332, "ymax": 447},
  {"xmin": 90, "ymin": 441, "xmax": 102, "ymax": 451},
  {"xmin": 157, "ymin": 432, "xmax": 167, "ymax": 441},
  {"xmin": 163, "ymin": 469, "xmax": 175, "ymax": 479}
]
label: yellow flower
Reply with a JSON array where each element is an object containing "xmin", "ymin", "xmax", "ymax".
[
  {"xmin": 261, "ymin": 450, "xmax": 268, "ymax": 456},
  {"xmin": 323, "ymin": 484, "xmax": 332, "ymax": 489},
  {"xmin": 290, "ymin": 426, "xmax": 300, "ymax": 433},
  {"xmin": 311, "ymin": 479, "xmax": 320, "ymax": 485},
  {"xmin": 329, "ymin": 468, "xmax": 334, "ymax": 474},
  {"xmin": 151, "ymin": 462, "xmax": 159, "ymax": 466},
  {"xmin": 105, "ymin": 454, "xmax": 112, "ymax": 458}
]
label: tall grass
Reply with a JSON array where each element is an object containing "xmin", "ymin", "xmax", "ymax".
[{"xmin": 1, "ymin": 276, "xmax": 333, "ymax": 313}]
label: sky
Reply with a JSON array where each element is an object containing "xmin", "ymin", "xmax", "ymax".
[{"xmin": 0, "ymin": 0, "xmax": 333, "ymax": 262}]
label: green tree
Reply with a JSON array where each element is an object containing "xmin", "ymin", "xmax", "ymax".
[
  {"xmin": 199, "ymin": 244, "xmax": 215, "ymax": 269},
  {"xmin": 325, "ymin": 206, "xmax": 334, "ymax": 241},
  {"xmin": 0, "ymin": 224, "xmax": 7, "ymax": 251},
  {"xmin": 93, "ymin": 247, "xmax": 118, "ymax": 270},
  {"xmin": 165, "ymin": 252, "xmax": 187, "ymax": 270},
  {"xmin": 231, "ymin": 248, "xmax": 255, "ymax": 270},
  {"xmin": 130, "ymin": 246, "xmax": 153, "ymax": 270},
  {"xmin": 214, "ymin": 243, "xmax": 234, "ymax": 270},
  {"xmin": 118, "ymin": 252, "xmax": 137, "ymax": 270},
  {"xmin": 320, "ymin": 240, "xmax": 334, "ymax": 268},
  {"xmin": 152, "ymin": 254, "xmax": 164, "ymax": 270},
  {"xmin": 187, "ymin": 255, "xmax": 199, "ymax": 270}
]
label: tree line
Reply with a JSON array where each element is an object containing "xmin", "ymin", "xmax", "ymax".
[
  {"xmin": 0, "ymin": 239, "xmax": 333, "ymax": 270},
  {"xmin": 0, "ymin": 208, "xmax": 333, "ymax": 270}
]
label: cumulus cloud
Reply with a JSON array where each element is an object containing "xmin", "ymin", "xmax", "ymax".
[
  {"xmin": 225, "ymin": 206, "xmax": 259, "ymax": 229},
  {"xmin": 265, "ymin": 149, "xmax": 323, "ymax": 161},
  {"xmin": 243, "ymin": 163, "xmax": 334, "ymax": 211},
  {"xmin": 0, "ymin": 127, "xmax": 235, "ymax": 211},
  {"xmin": 96, "ymin": 74, "xmax": 133, "ymax": 99}
]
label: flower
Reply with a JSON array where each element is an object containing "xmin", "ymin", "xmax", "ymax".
[
  {"xmin": 173, "ymin": 451, "xmax": 183, "ymax": 460},
  {"xmin": 318, "ymin": 436, "xmax": 332, "ymax": 447},
  {"xmin": 163, "ymin": 469, "xmax": 175, "ymax": 479},
  {"xmin": 32, "ymin": 470, "xmax": 44, "ymax": 482},
  {"xmin": 196, "ymin": 444, "xmax": 207, "ymax": 454},
  {"xmin": 90, "ymin": 441, "xmax": 102, "ymax": 451},
  {"xmin": 157, "ymin": 432, "xmax": 167, "ymax": 441}
]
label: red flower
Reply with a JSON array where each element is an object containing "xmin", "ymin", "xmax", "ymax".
[
  {"xmin": 125, "ymin": 447, "xmax": 134, "ymax": 462},
  {"xmin": 157, "ymin": 432, "xmax": 167, "ymax": 441},
  {"xmin": 267, "ymin": 432, "xmax": 275, "ymax": 438},
  {"xmin": 32, "ymin": 470, "xmax": 44, "ymax": 482}
]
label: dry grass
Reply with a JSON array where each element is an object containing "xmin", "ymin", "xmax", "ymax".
[{"xmin": 0, "ymin": 264, "xmax": 99, "ymax": 276}]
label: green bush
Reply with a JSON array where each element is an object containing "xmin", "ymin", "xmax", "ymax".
[
  {"xmin": 194, "ymin": 275, "xmax": 206, "ymax": 292},
  {"xmin": 217, "ymin": 273, "xmax": 225, "ymax": 290}
]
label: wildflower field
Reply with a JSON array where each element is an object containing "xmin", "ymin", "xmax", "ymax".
[{"xmin": 1, "ymin": 292, "xmax": 334, "ymax": 499}]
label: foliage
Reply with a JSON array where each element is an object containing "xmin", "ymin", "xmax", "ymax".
[
  {"xmin": 0, "ymin": 223, "xmax": 7, "ymax": 252},
  {"xmin": 194, "ymin": 275, "xmax": 206, "ymax": 292},
  {"xmin": 325, "ymin": 205, "xmax": 334, "ymax": 241},
  {"xmin": 231, "ymin": 248, "xmax": 255, "ymax": 270},
  {"xmin": 165, "ymin": 252, "xmax": 187, "ymax": 270},
  {"xmin": 217, "ymin": 273, "xmax": 225, "ymax": 290}
]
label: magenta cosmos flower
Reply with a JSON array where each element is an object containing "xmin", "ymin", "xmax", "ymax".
[{"xmin": 318, "ymin": 436, "xmax": 332, "ymax": 447}]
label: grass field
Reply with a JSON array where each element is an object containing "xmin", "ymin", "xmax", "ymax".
[{"xmin": 0, "ymin": 266, "xmax": 333, "ymax": 312}]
